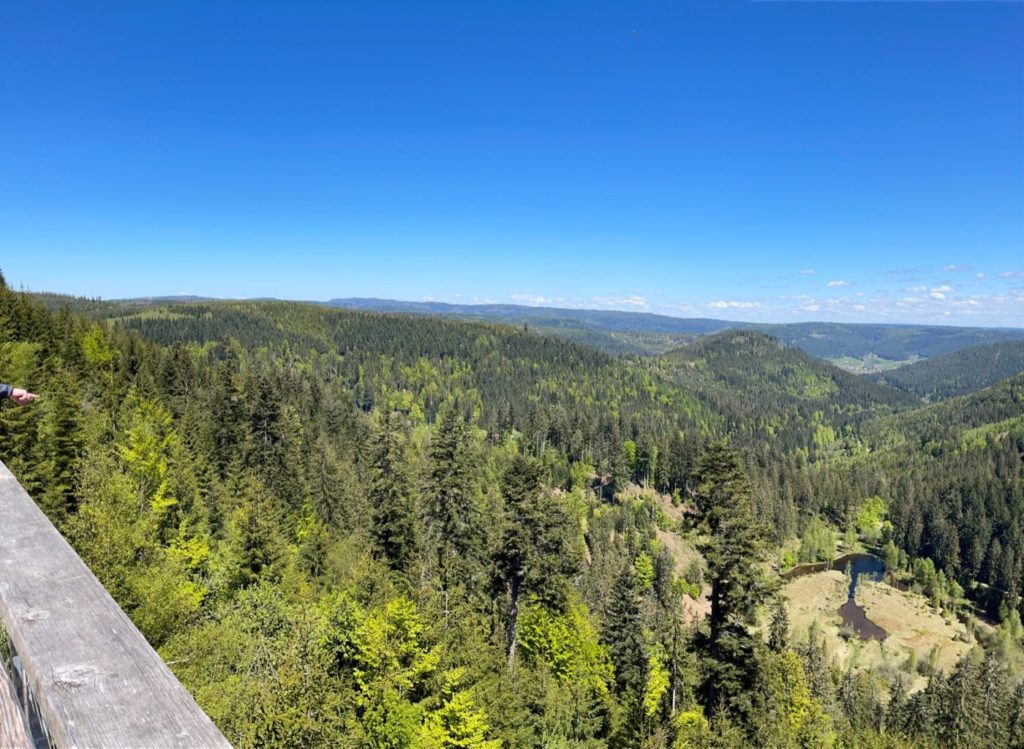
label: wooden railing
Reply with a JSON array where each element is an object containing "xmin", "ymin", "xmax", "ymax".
[
  {"xmin": 1, "ymin": 654, "xmax": 31, "ymax": 748},
  {"xmin": 0, "ymin": 460, "xmax": 231, "ymax": 748}
]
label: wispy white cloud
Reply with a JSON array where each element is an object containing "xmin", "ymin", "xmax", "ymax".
[
  {"xmin": 593, "ymin": 295, "xmax": 648, "ymax": 309},
  {"xmin": 800, "ymin": 269, "xmax": 815, "ymax": 275},
  {"xmin": 708, "ymin": 300, "xmax": 760, "ymax": 310},
  {"xmin": 999, "ymin": 271, "xmax": 1024, "ymax": 278},
  {"xmin": 944, "ymin": 264, "xmax": 973, "ymax": 273},
  {"xmin": 498, "ymin": 275, "xmax": 1024, "ymax": 326},
  {"xmin": 826, "ymin": 280, "xmax": 849, "ymax": 288},
  {"xmin": 510, "ymin": 294, "xmax": 550, "ymax": 306}
]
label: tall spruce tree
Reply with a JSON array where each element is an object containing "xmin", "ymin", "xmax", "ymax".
[
  {"xmin": 426, "ymin": 407, "xmax": 484, "ymax": 616},
  {"xmin": 768, "ymin": 598, "xmax": 790, "ymax": 653},
  {"xmin": 603, "ymin": 565, "xmax": 646, "ymax": 698},
  {"xmin": 601, "ymin": 564, "xmax": 650, "ymax": 747},
  {"xmin": 691, "ymin": 439, "xmax": 774, "ymax": 724},
  {"xmin": 979, "ymin": 651, "xmax": 1009, "ymax": 747},
  {"xmin": 38, "ymin": 362, "xmax": 82, "ymax": 520},
  {"xmin": 885, "ymin": 673, "xmax": 909, "ymax": 738},
  {"xmin": 368, "ymin": 412, "xmax": 417, "ymax": 574},
  {"xmin": 210, "ymin": 348, "xmax": 245, "ymax": 476},
  {"xmin": 494, "ymin": 453, "xmax": 581, "ymax": 665}
]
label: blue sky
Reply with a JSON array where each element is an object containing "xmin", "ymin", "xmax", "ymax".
[{"xmin": 2, "ymin": 1, "xmax": 1022, "ymax": 326}]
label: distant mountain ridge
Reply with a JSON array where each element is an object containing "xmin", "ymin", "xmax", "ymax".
[
  {"xmin": 327, "ymin": 298, "xmax": 1024, "ymax": 363},
  {"xmin": 31, "ymin": 292, "xmax": 1024, "ymax": 365},
  {"xmin": 326, "ymin": 298, "xmax": 738, "ymax": 334}
]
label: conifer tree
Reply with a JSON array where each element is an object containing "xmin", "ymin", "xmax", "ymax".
[
  {"xmin": 38, "ymin": 362, "xmax": 82, "ymax": 517},
  {"xmin": 979, "ymin": 651, "xmax": 1009, "ymax": 747},
  {"xmin": 228, "ymin": 476, "xmax": 283, "ymax": 589},
  {"xmin": 768, "ymin": 598, "xmax": 790, "ymax": 653},
  {"xmin": 602, "ymin": 564, "xmax": 651, "ymax": 749},
  {"xmin": 311, "ymin": 433, "xmax": 344, "ymax": 527},
  {"xmin": 210, "ymin": 348, "xmax": 245, "ymax": 476},
  {"xmin": 368, "ymin": 412, "xmax": 417, "ymax": 574},
  {"xmin": 941, "ymin": 657, "xmax": 985, "ymax": 749},
  {"xmin": 426, "ymin": 407, "xmax": 483, "ymax": 615},
  {"xmin": 885, "ymin": 673, "xmax": 909, "ymax": 738},
  {"xmin": 494, "ymin": 453, "xmax": 581, "ymax": 664},
  {"xmin": 603, "ymin": 565, "xmax": 646, "ymax": 698},
  {"xmin": 691, "ymin": 439, "xmax": 774, "ymax": 724},
  {"xmin": 839, "ymin": 669, "xmax": 880, "ymax": 734}
]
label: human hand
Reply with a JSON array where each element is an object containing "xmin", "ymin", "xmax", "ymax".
[{"xmin": 9, "ymin": 388, "xmax": 38, "ymax": 406}]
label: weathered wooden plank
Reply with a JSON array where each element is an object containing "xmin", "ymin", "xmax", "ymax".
[
  {"xmin": 0, "ymin": 661, "xmax": 31, "ymax": 749},
  {"xmin": 0, "ymin": 461, "xmax": 232, "ymax": 748}
]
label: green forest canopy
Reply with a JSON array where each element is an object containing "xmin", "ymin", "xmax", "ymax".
[{"xmin": 2, "ymin": 284, "xmax": 1023, "ymax": 748}]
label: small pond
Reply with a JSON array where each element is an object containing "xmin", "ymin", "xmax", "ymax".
[{"xmin": 784, "ymin": 553, "xmax": 888, "ymax": 642}]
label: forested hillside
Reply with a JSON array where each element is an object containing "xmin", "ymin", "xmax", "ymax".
[
  {"xmin": 2, "ymin": 281, "xmax": 1024, "ymax": 748},
  {"xmin": 111, "ymin": 302, "xmax": 920, "ymax": 464},
  {"xmin": 107, "ymin": 299, "xmax": 721, "ymax": 490},
  {"xmin": 657, "ymin": 331, "xmax": 916, "ymax": 454},
  {"xmin": 869, "ymin": 340, "xmax": 1024, "ymax": 401},
  {"xmin": 785, "ymin": 374, "xmax": 1024, "ymax": 617},
  {"xmin": 862, "ymin": 372, "xmax": 1024, "ymax": 450}
]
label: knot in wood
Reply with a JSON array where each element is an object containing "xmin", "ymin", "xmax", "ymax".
[{"xmin": 52, "ymin": 665, "xmax": 100, "ymax": 690}]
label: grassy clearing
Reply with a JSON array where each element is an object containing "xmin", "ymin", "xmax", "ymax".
[
  {"xmin": 783, "ymin": 570, "xmax": 849, "ymax": 635},
  {"xmin": 858, "ymin": 581, "xmax": 971, "ymax": 682},
  {"xmin": 109, "ymin": 309, "xmax": 193, "ymax": 324},
  {"xmin": 826, "ymin": 354, "xmax": 921, "ymax": 374},
  {"xmin": 782, "ymin": 571, "xmax": 971, "ymax": 691}
]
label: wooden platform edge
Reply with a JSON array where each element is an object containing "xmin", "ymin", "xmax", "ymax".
[{"xmin": 0, "ymin": 460, "xmax": 232, "ymax": 748}]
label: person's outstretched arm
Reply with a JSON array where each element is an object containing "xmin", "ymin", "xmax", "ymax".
[{"xmin": 0, "ymin": 384, "xmax": 38, "ymax": 405}]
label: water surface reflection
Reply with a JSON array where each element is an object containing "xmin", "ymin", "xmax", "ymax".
[{"xmin": 784, "ymin": 553, "xmax": 888, "ymax": 641}]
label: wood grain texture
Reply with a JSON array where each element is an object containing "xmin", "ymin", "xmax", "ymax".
[
  {"xmin": 0, "ymin": 461, "xmax": 232, "ymax": 748},
  {"xmin": 0, "ymin": 662, "xmax": 30, "ymax": 749}
]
